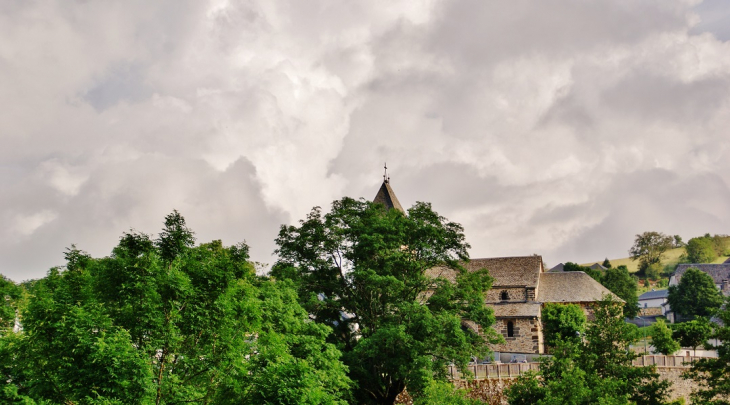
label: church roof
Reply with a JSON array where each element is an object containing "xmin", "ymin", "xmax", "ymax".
[
  {"xmin": 373, "ymin": 180, "xmax": 404, "ymax": 212},
  {"xmin": 466, "ymin": 256, "xmax": 543, "ymax": 288},
  {"xmin": 537, "ymin": 272, "xmax": 622, "ymax": 303}
]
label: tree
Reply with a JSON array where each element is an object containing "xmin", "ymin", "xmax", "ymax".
[
  {"xmin": 563, "ymin": 262, "xmax": 602, "ymax": 282},
  {"xmin": 602, "ymin": 258, "xmax": 612, "ymax": 268},
  {"xmin": 684, "ymin": 297, "xmax": 730, "ymax": 404},
  {"xmin": 601, "ymin": 266, "xmax": 640, "ymax": 319},
  {"xmin": 273, "ymin": 198, "xmax": 501, "ymax": 404},
  {"xmin": 673, "ymin": 318, "xmax": 713, "ymax": 356},
  {"xmin": 650, "ymin": 319, "xmax": 679, "ymax": 355},
  {"xmin": 0, "ymin": 212, "xmax": 351, "ymax": 404},
  {"xmin": 542, "ymin": 303, "xmax": 586, "ymax": 348},
  {"xmin": 667, "ymin": 268, "xmax": 723, "ymax": 319},
  {"xmin": 507, "ymin": 296, "xmax": 671, "ymax": 405},
  {"xmin": 0, "ymin": 276, "xmax": 20, "ymax": 333},
  {"xmin": 673, "ymin": 235, "xmax": 684, "ymax": 248},
  {"xmin": 685, "ymin": 236, "xmax": 718, "ymax": 263},
  {"xmin": 630, "ymin": 232, "xmax": 674, "ymax": 273}
]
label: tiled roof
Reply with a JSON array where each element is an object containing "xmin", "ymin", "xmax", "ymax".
[
  {"xmin": 548, "ymin": 263, "xmax": 565, "ymax": 272},
  {"xmin": 674, "ymin": 264, "xmax": 730, "ymax": 284},
  {"xmin": 537, "ymin": 272, "xmax": 622, "ymax": 303},
  {"xmin": 638, "ymin": 289, "xmax": 669, "ymax": 300},
  {"xmin": 491, "ymin": 302, "xmax": 542, "ymax": 318},
  {"xmin": 373, "ymin": 180, "xmax": 404, "ymax": 212},
  {"xmin": 466, "ymin": 256, "xmax": 543, "ymax": 287}
]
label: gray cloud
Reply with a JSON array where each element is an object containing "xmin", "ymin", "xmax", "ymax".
[{"xmin": 2, "ymin": 0, "xmax": 730, "ymax": 281}]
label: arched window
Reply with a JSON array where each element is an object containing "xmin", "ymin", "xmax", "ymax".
[
  {"xmin": 501, "ymin": 291, "xmax": 509, "ymax": 301},
  {"xmin": 507, "ymin": 321, "xmax": 514, "ymax": 338}
]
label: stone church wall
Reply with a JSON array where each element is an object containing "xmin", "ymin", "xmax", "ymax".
[
  {"xmin": 491, "ymin": 318, "xmax": 542, "ymax": 354},
  {"xmin": 486, "ymin": 288, "xmax": 526, "ymax": 303}
]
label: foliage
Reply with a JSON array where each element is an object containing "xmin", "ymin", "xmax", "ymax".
[
  {"xmin": 563, "ymin": 262, "xmax": 603, "ymax": 282},
  {"xmin": 0, "ymin": 212, "xmax": 351, "ymax": 404},
  {"xmin": 651, "ymin": 319, "xmax": 680, "ymax": 355},
  {"xmin": 684, "ymin": 297, "xmax": 730, "ymax": 404},
  {"xmin": 629, "ymin": 232, "xmax": 674, "ymax": 273},
  {"xmin": 507, "ymin": 296, "xmax": 671, "ymax": 405},
  {"xmin": 673, "ymin": 318, "xmax": 713, "ymax": 356},
  {"xmin": 685, "ymin": 236, "xmax": 718, "ymax": 263},
  {"xmin": 667, "ymin": 268, "xmax": 723, "ymax": 319},
  {"xmin": 603, "ymin": 258, "xmax": 612, "ymax": 268},
  {"xmin": 645, "ymin": 263, "xmax": 662, "ymax": 281},
  {"xmin": 673, "ymin": 235, "xmax": 684, "ymax": 248},
  {"xmin": 413, "ymin": 380, "xmax": 482, "ymax": 405},
  {"xmin": 273, "ymin": 197, "xmax": 501, "ymax": 404},
  {"xmin": 0, "ymin": 276, "xmax": 21, "ymax": 332},
  {"xmin": 542, "ymin": 303, "xmax": 586, "ymax": 348},
  {"xmin": 601, "ymin": 266, "xmax": 640, "ymax": 319}
]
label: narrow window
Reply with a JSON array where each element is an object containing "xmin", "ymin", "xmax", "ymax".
[
  {"xmin": 501, "ymin": 291, "xmax": 509, "ymax": 301},
  {"xmin": 507, "ymin": 321, "xmax": 514, "ymax": 337}
]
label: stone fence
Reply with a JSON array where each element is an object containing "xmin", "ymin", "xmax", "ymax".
[{"xmin": 447, "ymin": 355, "xmax": 709, "ymax": 381}]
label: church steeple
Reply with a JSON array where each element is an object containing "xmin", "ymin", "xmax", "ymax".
[{"xmin": 373, "ymin": 163, "xmax": 404, "ymax": 212}]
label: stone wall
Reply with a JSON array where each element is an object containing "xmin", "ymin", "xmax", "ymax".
[
  {"xmin": 491, "ymin": 317, "xmax": 542, "ymax": 353},
  {"xmin": 657, "ymin": 367, "xmax": 693, "ymax": 402},
  {"xmin": 486, "ymin": 287, "xmax": 526, "ymax": 303},
  {"xmin": 640, "ymin": 307, "xmax": 663, "ymax": 316}
]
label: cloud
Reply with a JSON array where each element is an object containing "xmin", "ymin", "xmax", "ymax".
[{"xmin": 1, "ymin": 0, "xmax": 730, "ymax": 280}]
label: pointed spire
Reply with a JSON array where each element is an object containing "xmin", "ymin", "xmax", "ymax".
[{"xmin": 373, "ymin": 163, "xmax": 404, "ymax": 212}]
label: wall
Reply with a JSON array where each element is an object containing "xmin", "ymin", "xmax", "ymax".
[
  {"xmin": 491, "ymin": 317, "xmax": 542, "ymax": 353},
  {"xmin": 486, "ymin": 288, "xmax": 526, "ymax": 303}
]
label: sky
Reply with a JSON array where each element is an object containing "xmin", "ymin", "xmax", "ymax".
[{"xmin": 2, "ymin": 0, "xmax": 730, "ymax": 281}]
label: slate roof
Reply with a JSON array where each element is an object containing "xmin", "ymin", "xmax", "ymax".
[
  {"xmin": 548, "ymin": 263, "xmax": 565, "ymax": 272},
  {"xmin": 673, "ymin": 264, "xmax": 730, "ymax": 284},
  {"xmin": 537, "ymin": 272, "xmax": 622, "ymax": 303},
  {"xmin": 589, "ymin": 263, "xmax": 607, "ymax": 271},
  {"xmin": 373, "ymin": 180, "xmax": 404, "ymax": 212},
  {"xmin": 491, "ymin": 302, "xmax": 542, "ymax": 318},
  {"xmin": 638, "ymin": 289, "xmax": 669, "ymax": 301},
  {"xmin": 465, "ymin": 256, "xmax": 543, "ymax": 288}
]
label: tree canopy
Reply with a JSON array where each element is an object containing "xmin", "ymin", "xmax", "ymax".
[
  {"xmin": 601, "ymin": 266, "xmax": 640, "ymax": 319},
  {"xmin": 541, "ymin": 303, "xmax": 586, "ymax": 348},
  {"xmin": 272, "ymin": 197, "xmax": 501, "ymax": 404},
  {"xmin": 629, "ymin": 232, "xmax": 674, "ymax": 273},
  {"xmin": 667, "ymin": 268, "xmax": 723, "ymax": 319},
  {"xmin": 0, "ymin": 213, "xmax": 351, "ymax": 405},
  {"xmin": 650, "ymin": 319, "xmax": 679, "ymax": 356},
  {"xmin": 507, "ymin": 296, "xmax": 671, "ymax": 405},
  {"xmin": 685, "ymin": 236, "xmax": 718, "ymax": 264}
]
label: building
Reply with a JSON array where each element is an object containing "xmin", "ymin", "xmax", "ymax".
[{"xmin": 374, "ymin": 175, "xmax": 621, "ymax": 355}]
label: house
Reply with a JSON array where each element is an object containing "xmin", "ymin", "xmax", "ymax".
[
  {"xmin": 374, "ymin": 175, "xmax": 621, "ymax": 355},
  {"xmin": 638, "ymin": 289, "xmax": 669, "ymax": 309},
  {"xmin": 670, "ymin": 264, "xmax": 730, "ymax": 295}
]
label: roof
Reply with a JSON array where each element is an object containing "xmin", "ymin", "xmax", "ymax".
[
  {"xmin": 537, "ymin": 272, "xmax": 622, "ymax": 303},
  {"xmin": 491, "ymin": 302, "xmax": 542, "ymax": 318},
  {"xmin": 466, "ymin": 256, "xmax": 543, "ymax": 288},
  {"xmin": 589, "ymin": 263, "xmax": 607, "ymax": 271},
  {"xmin": 548, "ymin": 263, "xmax": 564, "ymax": 272},
  {"xmin": 373, "ymin": 180, "xmax": 404, "ymax": 212},
  {"xmin": 638, "ymin": 289, "xmax": 669, "ymax": 300},
  {"xmin": 425, "ymin": 255, "xmax": 543, "ymax": 287},
  {"xmin": 673, "ymin": 264, "xmax": 730, "ymax": 285}
]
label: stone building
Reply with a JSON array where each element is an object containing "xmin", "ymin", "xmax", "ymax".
[{"xmin": 374, "ymin": 175, "xmax": 620, "ymax": 355}]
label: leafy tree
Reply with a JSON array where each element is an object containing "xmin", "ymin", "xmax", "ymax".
[
  {"xmin": 542, "ymin": 303, "xmax": 586, "ymax": 348},
  {"xmin": 673, "ymin": 318, "xmax": 713, "ymax": 356},
  {"xmin": 673, "ymin": 235, "xmax": 684, "ymax": 248},
  {"xmin": 684, "ymin": 297, "xmax": 730, "ymax": 404},
  {"xmin": 629, "ymin": 232, "xmax": 674, "ymax": 273},
  {"xmin": 414, "ymin": 380, "xmax": 481, "ymax": 405},
  {"xmin": 685, "ymin": 236, "xmax": 718, "ymax": 263},
  {"xmin": 645, "ymin": 263, "xmax": 662, "ymax": 280},
  {"xmin": 0, "ymin": 276, "xmax": 21, "ymax": 332},
  {"xmin": 563, "ymin": 262, "xmax": 602, "ymax": 282},
  {"xmin": 602, "ymin": 258, "xmax": 612, "ymax": 268},
  {"xmin": 273, "ymin": 198, "xmax": 501, "ymax": 404},
  {"xmin": 0, "ymin": 212, "xmax": 351, "ymax": 404},
  {"xmin": 507, "ymin": 296, "xmax": 671, "ymax": 405},
  {"xmin": 667, "ymin": 268, "xmax": 723, "ymax": 319},
  {"xmin": 601, "ymin": 266, "xmax": 640, "ymax": 319},
  {"xmin": 651, "ymin": 319, "xmax": 680, "ymax": 355}
]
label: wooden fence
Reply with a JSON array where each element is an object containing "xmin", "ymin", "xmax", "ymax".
[{"xmin": 632, "ymin": 355, "xmax": 706, "ymax": 368}]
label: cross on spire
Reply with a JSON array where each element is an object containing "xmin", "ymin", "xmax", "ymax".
[{"xmin": 383, "ymin": 163, "xmax": 390, "ymax": 183}]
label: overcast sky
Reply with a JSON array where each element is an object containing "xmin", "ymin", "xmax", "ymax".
[{"xmin": 2, "ymin": 0, "xmax": 730, "ymax": 281}]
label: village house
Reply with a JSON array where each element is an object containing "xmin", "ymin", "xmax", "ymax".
[{"xmin": 374, "ymin": 175, "xmax": 620, "ymax": 356}]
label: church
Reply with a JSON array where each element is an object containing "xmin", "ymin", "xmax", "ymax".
[{"xmin": 373, "ymin": 173, "xmax": 620, "ymax": 356}]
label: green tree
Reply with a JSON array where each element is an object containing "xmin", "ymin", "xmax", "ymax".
[
  {"xmin": 563, "ymin": 262, "xmax": 603, "ymax": 282},
  {"xmin": 0, "ymin": 212, "xmax": 351, "ymax": 405},
  {"xmin": 629, "ymin": 232, "xmax": 674, "ymax": 273},
  {"xmin": 667, "ymin": 268, "xmax": 723, "ymax": 319},
  {"xmin": 542, "ymin": 303, "xmax": 586, "ymax": 348},
  {"xmin": 673, "ymin": 235, "xmax": 684, "ymax": 248},
  {"xmin": 601, "ymin": 266, "xmax": 640, "ymax": 319},
  {"xmin": 0, "ymin": 276, "xmax": 21, "ymax": 332},
  {"xmin": 684, "ymin": 297, "xmax": 730, "ymax": 404},
  {"xmin": 602, "ymin": 258, "xmax": 612, "ymax": 268},
  {"xmin": 651, "ymin": 319, "xmax": 680, "ymax": 355},
  {"xmin": 673, "ymin": 318, "xmax": 713, "ymax": 356},
  {"xmin": 273, "ymin": 198, "xmax": 501, "ymax": 404},
  {"xmin": 685, "ymin": 236, "xmax": 718, "ymax": 263},
  {"xmin": 507, "ymin": 296, "xmax": 671, "ymax": 405}
]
